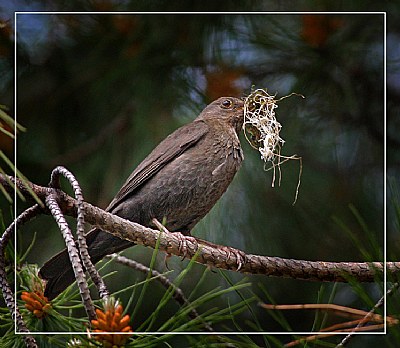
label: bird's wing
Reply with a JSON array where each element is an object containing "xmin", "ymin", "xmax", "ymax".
[{"xmin": 106, "ymin": 120, "xmax": 209, "ymax": 212}]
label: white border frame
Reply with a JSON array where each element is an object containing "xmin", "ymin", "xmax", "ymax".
[{"xmin": 14, "ymin": 11, "xmax": 387, "ymax": 337}]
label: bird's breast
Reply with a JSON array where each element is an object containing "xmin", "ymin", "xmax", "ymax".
[{"xmin": 117, "ymin": 126, "xmax": 243, "ymax": 232}]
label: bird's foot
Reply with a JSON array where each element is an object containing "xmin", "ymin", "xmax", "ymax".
[
  {"xmin": 195, "ymin": 239, "xmax": 246, "ymax": 271},
  {"xmin": 174, "ymin": 232, "xmax": 198, "ymax": 260},
  {"xmin": 223, "ymin": 247, "xmax": 246, "ymax": 271},
  {"xmin": 164, "ymin": 253, "xmax": 172, "ymax": 270},
  {"xmin": 151, "ymin": 218, "xmax": 197, "ymax": 261}
]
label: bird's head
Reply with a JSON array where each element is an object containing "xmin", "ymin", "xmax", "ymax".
[{"xmin": 196, "ymin": 97, "xmax": 244, "ymax": 134}]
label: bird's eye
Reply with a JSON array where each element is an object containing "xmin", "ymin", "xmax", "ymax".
[{"xmin": 221, "ymin": 99, "xmax": 233, "ymax": 109}]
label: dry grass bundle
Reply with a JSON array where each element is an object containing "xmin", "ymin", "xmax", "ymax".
[{"xmin": 243, "ymin": 88, "xmax": 304, "ymax": 204}]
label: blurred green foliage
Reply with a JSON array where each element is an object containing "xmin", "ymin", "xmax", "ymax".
[{"xmin": 1, "ymin": 1, "xmax": 399, "ymax": 346}]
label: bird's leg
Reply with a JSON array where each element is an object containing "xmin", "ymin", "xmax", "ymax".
[
  {"xmin": 151, "ymin": 219, "xmax": 244, "ymax": 270},
  {"xmin": 226, "ymin": 247, "xmax": 246, "ymax": 271},
  {"xmin": 175, "ymin": 231, "xmax": 198, "ymax": 261},
  {"xmin": 151, "ymin": 218, "xmax": 197, "ymax": 262}
]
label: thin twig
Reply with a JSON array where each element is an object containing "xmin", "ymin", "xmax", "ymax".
[
  {"xmin": 50, "ymin": 166, "xmax": 109, "ymax": 300},
  {"xmin": 260, "ymin": 303, "xmax": 390, "ymax": 323},
  {"xmin": 336, "ymin": 282, "xmax": 400, "ymax": 347},
  {"xmin": 45, "ymin": 194, "xmax": 96, "ymax": 321},
  {"xmin": 285, "ymin": 325, "xmax": 386, "ymax": 347},
  {"xmin": 0, "ymin": 205, "xmax": 41, "ymax": 347},
  {"xmin": 106, "ymin": 253, "xmax": 213, "ymax": 332}
]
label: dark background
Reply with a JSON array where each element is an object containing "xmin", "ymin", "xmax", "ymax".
[{"xmin": 1, "ymin": 1, "xmax": 399, "ymax": 347}]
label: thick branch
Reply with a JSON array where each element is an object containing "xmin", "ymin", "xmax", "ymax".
[{"xmin": 2, "ymin": 174, "xmax": 399, "ymax": 282}]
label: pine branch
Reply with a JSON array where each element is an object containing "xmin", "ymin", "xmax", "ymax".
[
  {"xmin": 49, "ymin": 166, "xmax": 109, "ymax": 300},
  {"xmin": 44, "ymin": 194, "xmax": 96, "ymax": 320},
  {"xmin": 0, "ymin": 205, "xmax": 40, "ymax": 347},
  {"xmin": 106, "ymin": 253, "xmax": 213, "ymax": 332},
  {"xmin": 1, "ymin": 173, "xmax": 399, "ymax": 283}
]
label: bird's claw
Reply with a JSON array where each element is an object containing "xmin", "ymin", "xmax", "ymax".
[
  {"xmin": 164, "ymin": 253, "xmax": 172, "ymax": 270},
  {"xmin": 224, "ymin": 247, "xmax": 246, "ymax": 271},
  {"xmin": 176, "ymin": 233, "xmax": 197, "ymax": 260}
]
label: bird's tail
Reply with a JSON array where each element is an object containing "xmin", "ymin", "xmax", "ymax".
[{"xmin": 39, "ymin": 228, "xmax": 134, "ymax": 300}]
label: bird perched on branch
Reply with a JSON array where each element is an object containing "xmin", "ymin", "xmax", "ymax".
[{"xmin": 39, "ymin": 97, "xmax": 244, "ymax": 300}]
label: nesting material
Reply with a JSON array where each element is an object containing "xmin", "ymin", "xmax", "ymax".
[{"xmin": 243, "ymin": 88, "xmax": 304, "ymax": 204}]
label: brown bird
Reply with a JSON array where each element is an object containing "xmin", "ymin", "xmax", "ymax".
[{"xmin": 39, "ymin": 97, "xmax": 244, "ymax": 300}]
